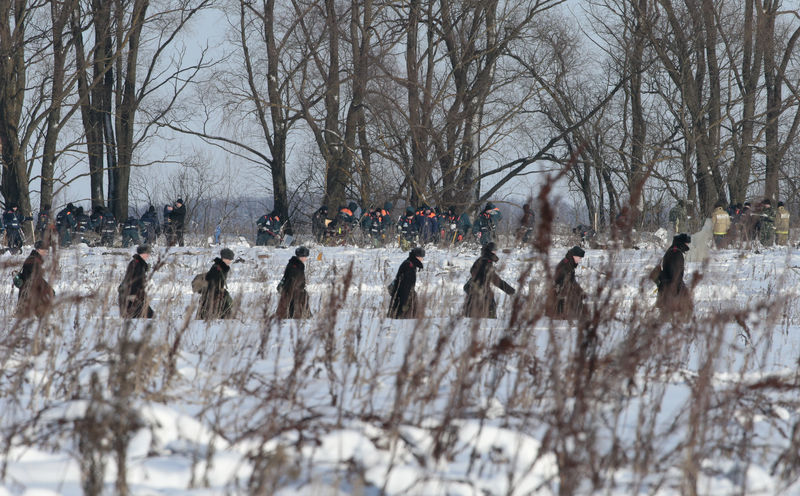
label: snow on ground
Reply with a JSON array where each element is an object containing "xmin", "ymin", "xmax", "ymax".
[{"xmin": 2, "ymin": 238, "xmax": 800, "ymax": 495}]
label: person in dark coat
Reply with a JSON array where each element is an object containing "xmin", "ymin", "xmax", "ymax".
[
  {"xmin": 311, "ymin": 206, "xmax": 329, "ymax": 243},
  {"xmin": 55, "ymin": 203, "xmax": 77, "ymax": 247},
  {"xmin": 121, "ymin": 216, "xmax": 142, "ymax": 247},
  {"xmin": 16, "ymin": 241, "xmax": 55, "ymax": 318},
  {"xmin": 169, "ymin": 199, "xmax": 187, "ymax": 246},
  {"xmin": 464, "ymin": 242, "xmax": 516, "ymax": 318},
  {"xmin": 198, "ymin": 248, "xmax": 234, "ymax": 320},
  {"xmin": 118, "ymin": 245, "xmax": 154, "ymax": 318},
  {"xmin": 275, "ymin": 246, "xmax": 311, "ymax": 319},
  {"xmin": 100, "ymin": 209, "xmax": 117, "ymax": 246},
  {"xmin": 140, "ymin": 205, "xmax": 161, "ymax": 244},
  {"xmin": 547, "ymin": 246, "xmax": 586, "ymax": 320},
  {"xmin": 3, "ymin": 204, "xmax": 25, "ymax": 254},
  {"xmin": 163, "ymin": 204, "xmax": 175, "ymax": 244},
  {"xmin": 388, "ymin": 247, "xmax": 425, "ymax": 319},
  {"xmin": 656, "ymin": 233, "xmax": 693, "ymax": 321}
]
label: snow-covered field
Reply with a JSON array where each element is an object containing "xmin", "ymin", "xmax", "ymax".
[{"xmin": 2, "ymin": 238, "xmax": 800, "ymax": 495}]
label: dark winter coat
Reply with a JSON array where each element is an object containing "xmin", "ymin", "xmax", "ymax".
[
  {"xmin": 170, "ymin": 204, "xmax": 186, "ymax": 231},
  {"xmin": 656, "ymin": 242, "xmax": 693, "ymax": 320},
  {"xmin": 547, "ymin": 255, "xmax": 585, "ymax": 320},
  {"xmin": 312, "ymin": 208, "xmax": 328, "ymax": 242},
  {"xmin": 388, "ymin": 256, "xmax": 423, "ymax": 319},
  {"xmin": 4, "ymin": 209, "xmax": 25, "ymax": 252},
  {"xmin": 169, "ymin": 204, "xmax": 187, "ymax": 246},
  {"xmin": 275, "ymin": 256, "xmax": 310, "ymax": 319},
  {"xmin": 198, "ymin": 258, "xmax": 233, "ymax": 320},
  {"xmin": 463, "ymin": 251, "xmax": 515, "ymax": 318},
  {"xmin": 140, "ymin": 208, "xmax": 160, "ymax": 242},
  {"xmin": 118, "ymin": 254, "xmax": 154, "ymax": 318},
  {"xmin": 16, "ymin": 250, "xmax": 54, "ymax": 318}
]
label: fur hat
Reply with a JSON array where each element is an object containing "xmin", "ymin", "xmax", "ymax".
[
  {"xmin": 295, "ymin": 246, "xmax": 310, "ymax": 257},
  {"xmin": 176, "ymin": 198, "xmax": 184, "ymax": 205},
  {"xmin": 137, "ymin": 245, "xmax": 151, "ymax": 255},
  {"xmin": 220, "ymin": 248, "xmax": 235, "ymax": 260},
  {"xmin": 34, "ymin": 240, "xmax": 45, "ymax": 250},
  {"xmin": 673, "ymin": 233, "xmax": 691, "ymax": 245},
  {"xmin": 568, "ymin": 246, "xmax": 585, "ymax": 258},
  {"xmin": 482, "ymin": 242, "xmax": 497, "ymax": 254},
  {"xmin": 410, "ymin": 247, "xmax": 425, "ymax": 258}
]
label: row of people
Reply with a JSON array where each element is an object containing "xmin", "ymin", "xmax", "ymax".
[
  {"xmin": 306, "ymin": 201, "xmax": 516, "ymax": 248},
  {"xmin": 28, "ymin": 199, "xmax": 187, "ymax": 249},
  {"xmin": 15, "ymin": 232, "xmax": 693, "ymax": 325},
  {"xmin": 711, "ymin": 198, "xmax": 790, "ymax": 247}
]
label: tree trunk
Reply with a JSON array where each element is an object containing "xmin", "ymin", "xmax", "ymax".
[
  {"xmin": 113, "ymin": 0, "xmax": 149, "ymax": 220},
  {"xmin": 40, "ymin": 0, "xmax": 75, "ymax": 210},
  {"xmin": 0, "ymin": 0, "xmax": 33, "ymax": 233}
]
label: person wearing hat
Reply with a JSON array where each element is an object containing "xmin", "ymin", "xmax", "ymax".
[
  {"xmin": 275, "ymin": 246, "xmax": 311, "ymax": 319},
  {"xmin": 464, "ymin": 242, "xmax": 516, "ymax": 318},
  {"xmin": 711, "ymin": 200, "xmax": 731, "ymax": 249},
  {"xmin": 55, "ymin": 203, "xmax": 77, "ymax": 247},
  {"xmin": 118, "ymin": 245, "xmax": 154, "ymax": 318},
  {"xmin": 388, "ymin": 247, "xmax": 425, "ymax": 319},
  {"xmin": 397, "ymin": 207, "xmax": 419, "ymax": 251},
  {"xmin": 656, "ymin": 233, "xmax": 693, "ymax": 321},
  {"xmin": 169, "ymin": 198, "xmax": 187, "ymax": 246},
  {"xmin": 3, "ymin": 204, "xmax": 26, "ymax": 254},
  {"xmin": 198, "ymin": 248, "xmax": 235, "ymax": 320},
  {"xmin": 547, "ymin": 246, "xmax": 586, "ymax": 320},
  {"xmin": 140, "ymin": 205, "xmax": 161, "ymax": 244},
  {"xmin": 16, "ymin": 240, "xmax": 55, "ymax": 318},
  {"xmin": 312, "ymin": 206, "xmax": 329, "ymax": 243},
  {"xmin": 474, "ymin": 202, "xmax": 502, "ymax": 246}
]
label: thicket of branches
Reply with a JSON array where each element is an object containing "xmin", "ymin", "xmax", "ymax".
[{"xmin": 2, "ymin": 0, "xmax": 800, "ymax": 234}]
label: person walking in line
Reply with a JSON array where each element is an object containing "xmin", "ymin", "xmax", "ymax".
[
  {"xmin": 118, "ymin": 245, "xmax": 154, "ymax": 318},
  {"xmin": 463, "ymin": 242, "xmax": 515, "ymax": 318},
  {"xmin": 546, "ymin": 246, "xmax": 586, "ymax": 321},
  {"xmin": 275, "ymin": 246, "xmax": 312, "ymax": 319},
  {"xmin": 16, "ymin": 241, "xmax": 55, "ymax": 318},
  {"xmin": 655, "ymin": 233, "xmax": 693, "ymax": 322},
  {"xmin": 198, "ymin": 248, "xmax": 235, "ymax": 320},
  {"xmin": 388, "ymin": 247, "xmax": 425, "ymax": 319}
]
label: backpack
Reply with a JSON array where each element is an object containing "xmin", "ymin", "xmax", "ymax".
[
  {"xmin": 192, "ymin": 273, "xmax": 208, "ymax": 293},
  {"xmin": 648, "ymin": 261, "xmax": 663, "ymax": 285}
]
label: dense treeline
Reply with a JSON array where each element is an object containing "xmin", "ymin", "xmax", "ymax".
[{"xmin": 1, "ymin": 0, "xmax": 799, "ymax": 236}]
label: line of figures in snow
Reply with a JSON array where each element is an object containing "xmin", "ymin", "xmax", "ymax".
[
  {"xmin": 670, "ymin": 197, "xmax": 791, "ymax": 248},
  {"xmin": 12, "ymin": 234, "xmax": 694, "ymax": 324},
  {"xmin": 0, "ymin": 199, "xmax": 188, "ymax": 255},
  {"xmin": 257, "ymin": 201, "xmax": 535, "ymax": 249}
]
